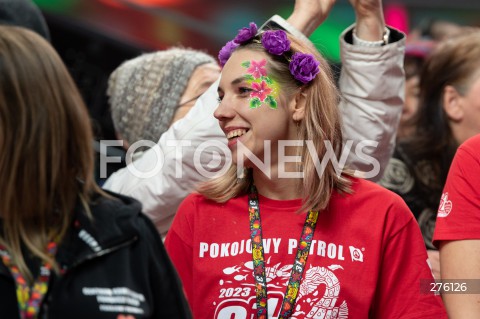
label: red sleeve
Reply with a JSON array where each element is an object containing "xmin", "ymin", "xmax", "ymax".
[
  {"xmin": 164, "ymin": 194, "xmax": 196, "ymax": 304},
  {"xmin": 433, "ymin": 136, "xmax": 480, "ymax": 246},
  {"xmin": 372, "ymin": 199, "xmax": 447, "ymax": 318}
]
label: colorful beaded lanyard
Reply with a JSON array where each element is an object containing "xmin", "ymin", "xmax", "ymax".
[
  {"xmin": 248, "ymin": 185, "xmax": 318, "ymax": 319},
  {"xmin": 0, "ymin": 241, "xmax": 57, "ymax": 319}
]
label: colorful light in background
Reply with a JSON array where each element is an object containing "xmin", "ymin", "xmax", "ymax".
[
  {"xmin": 32, "ymin": 0, "xmax": 79, "ymax": 12},
  {"xmin": 280, "ymin": 5, "xmax": 354, "ymax": 63},
  {"xmin": 385, "ymin": 3, "xmax": 409, "ymax": 34},
  {"xmin": 99, "ymin": 0, "xmax": 184, "ymax": 9},
  {"xmin": 33, "ymin": 0, "xmax": 480, "ymax": 62}
]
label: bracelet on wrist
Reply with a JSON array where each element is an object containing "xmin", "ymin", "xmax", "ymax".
[{"xmin": 353, "ymin": 27, "xmax": 390, "ymax": 47}]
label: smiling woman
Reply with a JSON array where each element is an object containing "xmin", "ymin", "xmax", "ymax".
[{"xmin": 164, "ymin": 23, "xmax": 447, "ymax": 319}]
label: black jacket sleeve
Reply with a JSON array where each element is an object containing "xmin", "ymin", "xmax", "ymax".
[{"xmin": 139, "ymin": 214, "xmax": 192, "ymax": 319}]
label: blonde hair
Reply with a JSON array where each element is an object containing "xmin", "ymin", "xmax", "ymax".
[
  {"xmin": 0, "ymin": 26, "xmax": 103, "ymax": 283},
  {"xmin": 198, "ymin": 33, "xmax": 351, "ymax": 212}
]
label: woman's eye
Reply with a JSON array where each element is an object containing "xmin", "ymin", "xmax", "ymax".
[
  {"xmin": 238, "ymin": 87, "xmax": 252, "ymax": 95},
  {"xmin": 217, "ymin": 95, "xmax": 224, "ymax": 103}
]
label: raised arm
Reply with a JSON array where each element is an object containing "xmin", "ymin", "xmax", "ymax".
[
  {"xmin": 350, "ymin": 0, "xmax": 386, "ymax": 41},
  {"xmin": 440, "ymin": 240, "xmax": 480, "ymax": 317},
  {"xmin": 286, "ymin": 0, "xmax": 336, "ymax": 37},
  {"xmin": 265, "ymin": 0, "xmax": 405, "ymax": 181},
  {"xmin": 339, "ymin": 0, "xmax": 405, "ymax": 181}
]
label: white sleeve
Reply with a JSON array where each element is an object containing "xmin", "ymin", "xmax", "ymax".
[
  {"xmin": 338, "ymin": 25, "xmax": 405, "ymax": 182},
  {"xmin": 103, "ymin": 78, "xmax": 229, "ymax": 237}
]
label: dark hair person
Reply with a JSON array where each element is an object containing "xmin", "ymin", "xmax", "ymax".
[
  {"xmin": 0, "ymin": 25, "xmax": 191, "ymax": 319},
  {"xmin": 381, "ymin": 31, "xmax": 480, "ymax": 271}
]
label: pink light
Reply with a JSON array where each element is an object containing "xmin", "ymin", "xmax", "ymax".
[{"xmin": 385, "ymin": 3, "xmax": 409, "ymax": 34}]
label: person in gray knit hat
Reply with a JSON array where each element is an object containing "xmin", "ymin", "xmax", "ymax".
[
  {"xmin": 107, "ymin": 47, "xmax": 220, "ymax": 150},
  {"xmin": 0, "ymin": 0, "xmax": 50, "ymax": 41}
]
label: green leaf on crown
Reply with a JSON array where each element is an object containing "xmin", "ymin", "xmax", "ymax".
[{"xmin": 241, "ymin": 61, "xmax": 251, "ymax": 68}]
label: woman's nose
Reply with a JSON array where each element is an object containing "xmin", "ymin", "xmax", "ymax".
[{"xmin": 214, "ymin": 97, "xmax": 235, "ymax": 121}]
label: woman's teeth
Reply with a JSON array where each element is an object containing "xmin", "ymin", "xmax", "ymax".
[{"xmin": 227, "ymin": 129, "xmax": 247, "ymax": 139}]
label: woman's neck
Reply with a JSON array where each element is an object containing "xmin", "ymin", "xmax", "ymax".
[{"xmin": 252, "ymin": 166, "xmax": 302, "ymax": 200}]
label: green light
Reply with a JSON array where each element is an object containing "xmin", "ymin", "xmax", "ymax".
[
  {"xmin": 279, "ymin": 5, "xmax": 354, "ymax": 63},
  {"xmin": 32, "ymin": 0, "xmax": 79, "ymax": 13}
]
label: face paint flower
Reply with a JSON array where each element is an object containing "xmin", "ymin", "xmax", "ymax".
[
  {"xmin": 251, "ymin": 81, "xmax": 272, "ymax": 102},
  {"xmin": 247, "ymin": 59, "xmax": 267, "ymax": 78}
]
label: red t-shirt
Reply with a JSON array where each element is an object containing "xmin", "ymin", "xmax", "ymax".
[
  {"xmin": 433, "ymin": 134, "xmax": 480, "ymax": 247},
  {"xmin": 166, "ymin": 177, "xmax": 446, "ymax": 318}
]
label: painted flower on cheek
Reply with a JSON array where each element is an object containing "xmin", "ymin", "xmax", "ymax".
[
  {"xmin": 251, "ymin": 81, "xmax": 272, "ymax": 102},
  {"xmin": 247, "ymin": 59, "xmax": 267, "ymax": 78},
  {"xmin": 242, "ymin": 59, "xmax": 279, "ymax": 109}
]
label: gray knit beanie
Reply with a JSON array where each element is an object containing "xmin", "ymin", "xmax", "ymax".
[
  {"xmin": 0, "ymin": 0, "xmax": 50, "ymax": 41},
  {"xmin": 107, "ymin": 48, "xmax": 216, "ymax": 146}
]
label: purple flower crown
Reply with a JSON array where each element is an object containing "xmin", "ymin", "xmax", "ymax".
[{"xmin": 218, "ymin": 22, "xmax": 320, "ymax": 84}]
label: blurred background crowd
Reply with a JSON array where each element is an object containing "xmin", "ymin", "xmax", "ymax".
[{"xmin": 34, "ymin": 0, "xmax": 480, "ymax": 143}]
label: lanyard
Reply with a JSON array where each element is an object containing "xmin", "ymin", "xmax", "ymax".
[
  {"xmin": 248, "ymin": 185, "xmax": 318, "ymax": 319},
  {"xmin": 0, "ymin": 241, "xmax": 57, "ymax": 319}
]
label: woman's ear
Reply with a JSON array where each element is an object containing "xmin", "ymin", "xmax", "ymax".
[
  {"xmin": 443, "ymin": 85, "xmax": 464, "ymax": 121},
  {"xmin": 290, "ymin": 90, "xmax": 307, "ymax": 122}
]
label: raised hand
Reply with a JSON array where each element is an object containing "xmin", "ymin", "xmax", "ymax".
[
  {"xmin": 348, "ymin": 0, "xmax": 386, "ymax": 41},
  {"xmin": 286, "ymin": 0, "xmax": 337, "ymax": 37}
]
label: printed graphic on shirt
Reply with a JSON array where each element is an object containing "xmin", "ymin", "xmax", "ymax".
[
  {"xmin": 213, "ymin": 259, "xmax": 348, "ymax": 318},
  {"xmin": 437, "ymin": 192, "xmax": 453, "ymax": 218},
  {"xmin": 82, "ymin": 287, "xmax": 146, "ymax": 316},
  {"xmin": 200, "ymin": 238, "xmax": 364, "ymax": 318},
  {"xmin": 199, "ymin": 238, "xmax": 351, "ymax": 262},
  {"xmin": 348, "ymin": 246, "xmax": 363, "ymax": 262}
]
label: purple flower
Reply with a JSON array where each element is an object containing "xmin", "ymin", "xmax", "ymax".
[
  {"xmin": 261, "ymin": 30, "xmax": 290, "ymax": 55},
  {"xmin": 234, "ymin": 22, "xmax": 258, "ymax": 44},
  {"xmin": 218, "ymin": 40, "xmax": 240, "ymax": 66},
  {"xmin": 289, "ymin": 53, "xmax": 320, "ymax": 84}
]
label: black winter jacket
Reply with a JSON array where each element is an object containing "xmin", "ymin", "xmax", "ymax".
[{"xmin": 0, "ymin": 192, "xmax": 192, "ymax": 319}]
